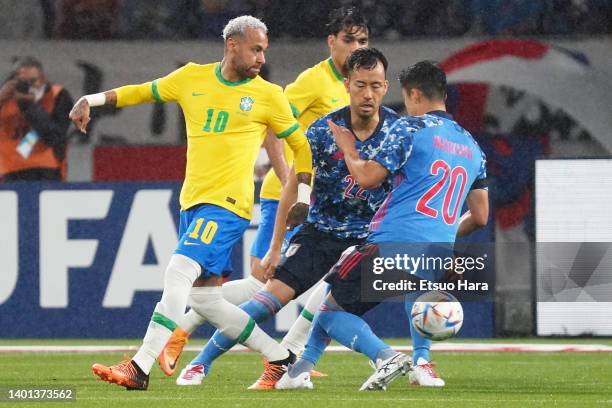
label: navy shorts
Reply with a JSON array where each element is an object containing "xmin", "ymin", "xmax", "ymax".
[{"xmin": 274, "ymin": 224, "xmax": 364, "ymax": 298}]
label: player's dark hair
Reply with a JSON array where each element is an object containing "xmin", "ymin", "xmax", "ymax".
[
  {"xmin": 12, "ymin": 56, "xmax": 44, "ymax": 72},
  {"xmin": 346, "ymin": 48, "xmax": 388, "ymax": 77},
  {"xmin": 399, "ymin": 61, "xmax": 446, "ymax": 100},
  {"xmin": 326, "ymin": 6, "xmax": 369, "ymax": 36}
]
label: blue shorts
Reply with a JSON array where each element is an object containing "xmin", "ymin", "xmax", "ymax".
[
  {"xmin": 175, "ymin": 204, "xmax": 249, "ymax": 277},
  {"xmin": 250, "ymin": 199, "xmax": 299, "ymax": 259}
]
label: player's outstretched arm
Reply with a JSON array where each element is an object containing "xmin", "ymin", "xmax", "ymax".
[
  {"xmin": 328, "ymin": 120, "xmax": 388, "ymax": 189},
  {"xmin": 456, "ymin": 189, "xmax": 489, "ymax": 238},
  {"xmin": 70, "ymin": 70, "xmax": 177, "ymax": 134}
]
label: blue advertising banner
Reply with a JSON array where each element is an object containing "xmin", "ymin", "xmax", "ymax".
[{"xmin": 0, "ymin": 182, "xmax": 493, "ymax": 338}]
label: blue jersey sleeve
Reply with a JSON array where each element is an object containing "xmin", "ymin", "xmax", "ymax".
[{"xmin": 372, "ymin": 119, "xmax": 415, "ymax": 175}]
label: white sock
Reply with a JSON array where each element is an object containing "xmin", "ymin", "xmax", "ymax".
[
  {"xmin": 189, "ymin": 286, "xmax": 288, "ymax": 362},
  {"xmin": 243, "ymin": 324, "xmax": 289, "ymax": 362},
  {"xmin": 179, "ymin": 275, "xmax": 265, "ymax": 334},
  {"xmin": 281, "ymin": 281, "xmax": 328, "ymax": 354},
  {"xmin": 221, "ymin": 275, "xmax": 265, "ymax": 305},
  {"xmin": 133, "ymin": 303, "xmax": 175, "ymax": 374},
  {"xmin": 179, "ymin": 308, "xmax": 207, "ymax": 334},
  {"xmin": 133, "ymin": 254, "xmax": 200, "ymax": 374}
]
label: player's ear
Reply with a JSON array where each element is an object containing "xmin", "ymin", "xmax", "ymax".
[
  {"xmin": 327, "ymin": 34, "xmax": 335, "ymax": 50},
  {"xmin": 226, "ymin": 36, "xmax": 238, "ymax": 51},
  {"xmin": 409, "ymin": 88, "xmax": 420, "ymax": 105},
  {"xmin": 344, "ymin": 76, "xmax": 350, "ymax": 92},
  {"xmin": 382, "ymin": 79, "xmax": 389, "ymax": 95}
]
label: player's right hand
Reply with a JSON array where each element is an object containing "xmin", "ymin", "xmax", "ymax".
[
  {"xmin": 328, "ymin": 119, "xmax": 356, "ymax": 154},
  {"xmin": 69, "ymin": 97, "xmax": 91, "ymax": 133},
  {"xmin": 261, "ymin": 248, "xmax": 281, "ymax": 280}
]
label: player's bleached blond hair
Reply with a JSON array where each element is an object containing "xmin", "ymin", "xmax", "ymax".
[{"xmin": 222, "ymin": 16, "xmax": 267, "ymax": 41}]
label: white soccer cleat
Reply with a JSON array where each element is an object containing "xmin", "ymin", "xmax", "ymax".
[
  {"xmin": 275, "ymin": 371, "xmax": 314, "ymax": 390},
  {"xmin": 176, "ymin": 364, "xmax": 206, "ymax": 386},
  {"xmin": 359, "ymin": 352, "xmax": 410, "ymax": 391},
  {"xmin": 409, "ymin": 361, "xmax": 445, "ymax": 387}
]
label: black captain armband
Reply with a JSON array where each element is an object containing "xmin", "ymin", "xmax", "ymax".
[{"xmin": 470, "ymin": 177, "xmax": 489, "ymax": 190}]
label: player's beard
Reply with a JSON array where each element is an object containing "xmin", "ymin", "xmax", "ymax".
[
  {"xmin": 355, "ymin": 111, "xmax": 374, "ymax": 122},
  {"xmin": 354, "ymin": 108, "xmax": 376, "ymax": 123},
  {"xmin": 237, "ymin": 61, "xmax": 260, "ymax": 79},
  {"xmin": 355, "ymin": 101, "xmax": 377, "ymax": 121}
]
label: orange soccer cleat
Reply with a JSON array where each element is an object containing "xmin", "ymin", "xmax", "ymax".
[
  {"xmin": 248, "ymin": 351, "xmax": 296, "ymax": 390},
  {"xmin": 158, "ymin": 327, "xmax": 190, "ymax": 376},
  {"xmin": 92, "ymin": 360, "xmax": 149, "ymax": 390}
]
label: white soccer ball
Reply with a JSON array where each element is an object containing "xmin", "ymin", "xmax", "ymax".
[{"xmin": 411, "ymin": 291, "xmax": 464, "ymax": 341}]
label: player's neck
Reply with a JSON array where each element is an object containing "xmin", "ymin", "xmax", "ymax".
[
  {"xmin": 350, "ymin": 111, "xmax": 380, "ymax": 141},
  {"xmin": 414, "ymin": 102, "xmax": 446, "ymax": 116},
  {"xmin": 219, "ymin": 60, "xmax": 245, "ymax": 83},
  {"xmin": 329, "ymin": 57, "xmax": 344, "ymax": 78}
]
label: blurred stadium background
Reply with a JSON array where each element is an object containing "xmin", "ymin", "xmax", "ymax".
[{"xmin": 1, "ymin": 0, "xmax": 612, "ymax": 348}]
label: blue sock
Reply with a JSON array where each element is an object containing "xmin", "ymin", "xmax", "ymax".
[
  {"xmin": 246, "ymin": 291, "xmax": 283, "ymax": 321},
  {"xmin": 290, "ymin": 311, "xmax": 331, "ymax": 377},
  {"xmin": 405, "ymin": 299, "xmax": 431, "ymax": 364},
  {"xmin": 317, "ymin": 302, "xmax": 389, "ymax": 362},
  {"xmin": 190, "ymin": 290, "xmax": 282, "ymax": 369}
]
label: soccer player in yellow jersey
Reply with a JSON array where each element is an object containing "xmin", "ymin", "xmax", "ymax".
[
  {"xmin": 159, "ymin": 7, "xmax": 370, "ymax": 384},
  {"xmin": 166, "ymin": 9, "xmax": 372, "ymax": 389},
  {"xmin": 68, "ymin": 16, "xmax": 313, "ymax": 391}
]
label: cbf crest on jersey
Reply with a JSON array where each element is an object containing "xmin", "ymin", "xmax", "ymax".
[{"xmin": 240, "ymin": 96, "xmax": 254, "ymax": 112}]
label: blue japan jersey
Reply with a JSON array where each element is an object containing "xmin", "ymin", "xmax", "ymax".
[
  {"xmin": 306, "ymin": 106, "xmax": 400, "ymax": 239},
  {"xmin": 368, "ymin": 111, "xmax": 487, "ymax": 244}
]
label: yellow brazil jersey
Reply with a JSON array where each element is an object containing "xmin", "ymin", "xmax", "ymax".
[
  {"xmin": 259, "ymin": 58, "xmax": 349, "ymax": 200},
  {"xmin": 114, "ymin": 62, "xmax": 310, "ymax": 219}
]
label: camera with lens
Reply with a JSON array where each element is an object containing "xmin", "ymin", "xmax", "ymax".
[{"xmin": 15, "ymin": 78, "xmax": 34, "ymax": 93}]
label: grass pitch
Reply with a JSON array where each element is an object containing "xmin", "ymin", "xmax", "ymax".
[{"xmin": 1, "ymin": 340, "xmax": 611, "ymax": 408}]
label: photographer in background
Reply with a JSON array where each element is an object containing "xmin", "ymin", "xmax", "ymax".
[{"xmin": 0, "ymin": 57, "xmax": 73, "ymax": 181}]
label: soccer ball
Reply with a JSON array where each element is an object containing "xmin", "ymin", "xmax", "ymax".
[{"xmin": 410, "ymin": 291, "xmax": 464, "ymax": 341}]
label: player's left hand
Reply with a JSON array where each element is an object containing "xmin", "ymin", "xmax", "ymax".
[
  {"xmin": 328, "ymin": 119, "xmax": 356, "ymax": 153},
  {"xmin": 287, "ymin": 202, "xmax": 308, "ymax": 229},
  {"xmin": 261, "ymin": 248, "xmax": 281, "ymax": 280}
]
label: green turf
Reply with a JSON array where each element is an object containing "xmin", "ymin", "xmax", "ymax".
[
  {"xmin": 1, "ymin": 349, "xmax": 611, "ymax": 408},
  {"xmin": 1, "ymin": 337, "xmax": 612, "ymax": 346}
]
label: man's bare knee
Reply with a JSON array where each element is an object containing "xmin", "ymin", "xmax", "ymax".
[
  {"xmin": 192, "ymin": 275, "xmax": 224, "ymax": 287},
  {"xmin": 263, "ymin": 278, "xmax": 295, "ymax": 305}
]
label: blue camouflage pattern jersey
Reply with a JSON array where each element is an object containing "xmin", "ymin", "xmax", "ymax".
[
  {"xmin": 368, "ymin": 111, "xmax": 487, "ymax": 244},
  {"xmin": 306, "ymin": 106, "xmax": 400, "ymax": 239}
]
